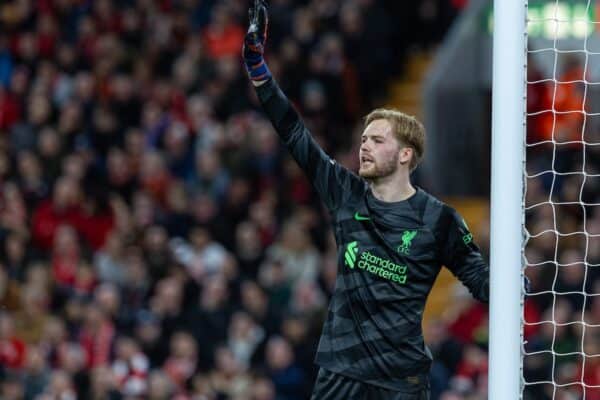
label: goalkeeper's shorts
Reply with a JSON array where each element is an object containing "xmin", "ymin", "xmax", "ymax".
[{"xmin": 310, "ymin": 368, "xmax": 430, "ymax": 400}]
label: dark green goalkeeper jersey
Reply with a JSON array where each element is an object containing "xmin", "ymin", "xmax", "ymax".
[{"xmin": 255, "ymin": 79, "xmax": 490, "ymax": 391}]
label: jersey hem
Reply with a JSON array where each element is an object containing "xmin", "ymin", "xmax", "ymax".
[{"xmin": 315, "ymin": 362, "xmax": 429, "ymax": 393}]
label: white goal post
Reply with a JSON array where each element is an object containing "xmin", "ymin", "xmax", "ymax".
[
  {"xmin": 491, "ymin": 1, "xmax": 600, "ymax": 399},
  {"xmin": 490, "ymin": 0, "xmax": 527, "ymax": 399}
]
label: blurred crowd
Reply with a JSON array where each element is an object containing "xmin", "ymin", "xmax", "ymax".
[
  {"xmin": 521, "ymin": 55, "xmax": 600, "ymax": 400},
  {"xmin": 0, "ymin": 0, "xmax": 547, "ymax": 399}
]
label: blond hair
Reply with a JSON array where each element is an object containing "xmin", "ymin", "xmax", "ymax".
[{"xmin": 364, "ymin": 109, "xmax": 425, "ymax": 172}]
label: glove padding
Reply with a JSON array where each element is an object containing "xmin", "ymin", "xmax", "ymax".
[{"xmin": 243, "ymin": 0, "xmax": 271, "ymax": 82}]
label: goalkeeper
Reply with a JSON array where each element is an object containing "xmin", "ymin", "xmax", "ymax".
[{"xmin": 243, "ymin": 2, "xmax": 489, "ymax": 399}]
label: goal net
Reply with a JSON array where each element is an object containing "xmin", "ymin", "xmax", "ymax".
[{"xmin": 524, "ymin": 1, "xmax": 600, "ymax": 399}]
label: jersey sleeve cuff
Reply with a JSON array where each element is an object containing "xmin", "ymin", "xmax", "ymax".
[{"xmin": 254, "ymin": 77, "xmax": 277, "ymax": 103}]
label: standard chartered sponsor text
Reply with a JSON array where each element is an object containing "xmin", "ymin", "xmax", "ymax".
[{"xmin": 358, "ymin": 250, "xmax": 407, "ymax": 284}]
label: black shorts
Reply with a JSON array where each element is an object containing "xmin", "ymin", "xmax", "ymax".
[{"xmin": 310, "ymin": 368, "xmax": 430, "ymax": 400}]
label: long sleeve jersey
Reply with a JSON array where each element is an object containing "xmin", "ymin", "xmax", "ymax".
[{"xmin": 255, "ymin": 78, "xmax": 489, "ymax": 391}]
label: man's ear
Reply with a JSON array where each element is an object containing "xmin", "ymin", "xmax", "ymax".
[{"xmin": 399, "ymin": 147, "xmax": 413, "ymax": 166}]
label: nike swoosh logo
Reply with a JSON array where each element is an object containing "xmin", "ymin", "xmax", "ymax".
[{"xmin": 354, "ymin": 212, "xmax": 370, "ymax": 221}]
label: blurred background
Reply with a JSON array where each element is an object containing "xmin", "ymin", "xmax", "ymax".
[{"xmin": 0, "ymin": 0, "xmax": 598, "ymax": 399}]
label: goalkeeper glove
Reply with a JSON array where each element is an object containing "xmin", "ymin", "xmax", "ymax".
[
  {"xmin": 524, "ymin": 275, "xmax": 532, "ymax": 294},
  {"xmin": 243, "ymin": 0, "xmax": 271, "ymax": 82}
]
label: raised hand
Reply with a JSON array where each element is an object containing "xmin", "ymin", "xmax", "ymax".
[{"xmin": 243, "ymin": 0, "xmax": 271, "ymax": 83}]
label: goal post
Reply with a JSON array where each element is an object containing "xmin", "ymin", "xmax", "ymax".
[{"xmin": 489, "ymin": 0, "xmax": 527, "ymax": 399}]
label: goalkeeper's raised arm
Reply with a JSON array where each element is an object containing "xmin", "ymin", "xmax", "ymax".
[{"xmin": 242, "ymin": 0, "xmax": 361, "ymax": 212}]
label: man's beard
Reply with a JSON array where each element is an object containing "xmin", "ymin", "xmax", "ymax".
[{"xmin": 358, "ymin": 152, "xmax": 399, "ymax": 179}]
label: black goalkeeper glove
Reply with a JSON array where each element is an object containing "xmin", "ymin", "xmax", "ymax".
[
  {"xmin": 243, "ymin": 0, "xmax": 271, "ymax": 82},
  {"xmin": 524, "ymin": 275, "xmax": 532, "ymax": 294}
]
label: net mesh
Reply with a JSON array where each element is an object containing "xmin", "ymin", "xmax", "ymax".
[{"xmin": 524, "ymin": 1, "xmax": 600, "ymax": 399}]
